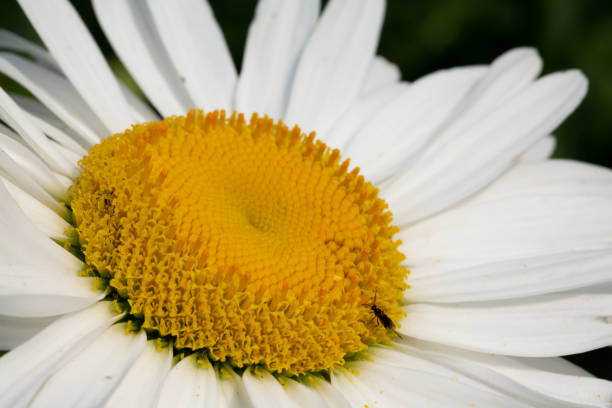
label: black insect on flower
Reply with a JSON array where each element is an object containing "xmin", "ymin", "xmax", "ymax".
[{"xmin": 366, "ymin": 289, "xmax": 402, "ymax": 339}]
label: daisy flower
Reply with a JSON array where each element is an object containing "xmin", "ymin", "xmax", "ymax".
[{"xmin": 0, "ymin": 0, "xmax": 610, "ymax": 406}]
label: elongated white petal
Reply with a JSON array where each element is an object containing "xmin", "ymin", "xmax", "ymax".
[
  {"xmin": 0, "ymin": 171, "xmax": 78, "ymax": 274},
  {"xmin": 18, "ymin": 0, "xmax": 138, "ymax": 132},
  {"xmin": 157, "ymin": 354, "xmax": 220, "ymax": 408},
  {"xmin": 402, "ymin": 339, "xmax": 612, "ymax": 407},
  {"xmin": 51, "ymin": 138, "xmax": 82, "ymax": 168},
  {"xmin": 105, "ymin": 340, "xmax": 173, "ymax": 408},
  {"xmin": 324, "ymin": 82, "xmax": 407, "ymax": 149},
  {"xmin": 328, "ymin": 369, "xmax": 369, "ymax": 407},
  {"xmin": 367, "ymin": 345, "xmax": 496, "ymax": 393},
  {"xmin": 53, "ymin": 171, "xmax": 73, "ymax": 190},
  {"xmin": 285, "ymin": 0, "xmax": 385, "ymax": 134},
  {"xmin": 361, "ymin": 55, "xmax": 402, "ymax": 95},
  {"xmin": 0, "ymin": 302, "xmax": 124, "ymax": 408},
  {"xmin": 331, "ymin": 360, "xmax": 524, "ymax": 407},
  {"xmin": 236, "ymin": 0, "xmax": 319, "ymax": 119},
  {"xmin": 520, "ymin": 135, "xmax": 556, "ymax": 162},
  {"xmin": 218, "ymin": 365, "xmax": 254, "ymax": 408},
  {"xmin": 513, "ymin": 357, "xmax": 612, "ymax": 406},
  {"xmin": 387, "ymin": 70, "xmax": 587, "ymax": 223},
  {"xmin": 12, "ymin": 94, "xmax": 88, "ymax": 155},
  {"xmin": 426, "ymin": 47, "xmax": 543, "ymax": 153},
  {"xmin": 0, "ymin": 123, "xmax": 67, "ymax": 199},
  {"xmin": 29, "ymin": 324, "xmax": 146, "ymax": 408},
  {"xmin": 0, "ymin": 149, "xmax": 65, "ymax": 215},
  {"xmin": 307, "ymin": 377, "xmax": 351, "ymax": 408},
  {"xmin": 0, "ymin": 52, "xmax": 105, "ymax": 145},
  {"xmin": 147, "ymin": 0, "xmax": 237, "ymax": 111},
  {"xmin": 0, "ymin": 87, "xmax": 78, "ymax": 178},
  {"xmin": 120, "ymin": 81, "xmax": 159, "ymax": 123},
  {"xmin": 29, "ymin": 113, "xmax": 87, "ymax": 156},
  {"xmin": 406, "ymin": 249, "xmax": 612, "ymax": 303},
  {"xmin": 283, "ymin": 377, "xmax": 332, "ymax": 408},
  {"xmin": 93, "ymin": 0, "xmax": 193, "ymax": 117},
  {"xmin": 400, "ymin": 290, "xmax": 612, "ymax": 357},
  {"xmin": 516, "ymin": 357, "xmax": 591, "ymax": 377},
  {"xmin": 0, "ymin": 29, "xmax": 60, "ymax": 72},
  {"xmin": 344, "ymin": 66, "xmax": 487, "ymax": 183},
  {"xmin": 400, "ymin": 160, "xmax": 612, "ymax": 278},
  {"xmin": 0, "ymin": 271, "xmax": 104, "ymax": 318},
  {"xmin": 0, "ymin": 314, "xmax": 57, "ymax": 349},
  {"xmin": 242, "ymin": 369, "xmax": 301, "ymax": 408}
]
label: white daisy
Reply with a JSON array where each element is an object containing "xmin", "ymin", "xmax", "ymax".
[{"xmin": 0, "ymin": 0, "xmax": 610, "ymax": 407}]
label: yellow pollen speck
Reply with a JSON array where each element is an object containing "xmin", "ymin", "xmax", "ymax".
[{"xmin": 71, "ymin": 109, "xmax": 407, "ymax": 375}]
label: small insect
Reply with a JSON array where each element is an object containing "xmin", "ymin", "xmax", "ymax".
[
  {"xmin": 101, "ymin": 189, "xmax": 115, "ymax": 214},
  {"xmin": 365, "ymin": 289, "xmax": 402, "ymax": 338}
]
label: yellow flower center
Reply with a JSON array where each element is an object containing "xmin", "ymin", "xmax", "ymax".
[{"xmin": 71, "ymin": 110, "xmax": 407, "ymax": 375}]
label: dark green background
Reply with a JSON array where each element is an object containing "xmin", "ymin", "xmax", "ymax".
[{"xmin": 1, "ymin": 0, "xmax": 610, "ymax": 380}]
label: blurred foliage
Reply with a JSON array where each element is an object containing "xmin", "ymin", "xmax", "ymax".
[{"xmin": 0, "ymin": 0, "xmax": 611, "ymax": 378}]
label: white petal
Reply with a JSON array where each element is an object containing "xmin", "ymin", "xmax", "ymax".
[
  {"xmin": 386, "ymin": 68, "xmax": 586, "ymax": 224},
  {"xmin": 50, "ymin": 137, "xmax": 82, "ymax": 168},
  {"xmin": 236, "ymin": 0, "xmax": 319, "ymax": 119},
  {"xmin": 0, "ymin": 52, "xmax": 105, "ymax": 145},
  {"xmin": 0, "ymin": 180, "xmax": 89, "ymax": 313},
  {"xmin": 0, "ymin": 29, "xmax": 60, "ymax": 73},
  {"xmin": 0, "ymin": 87, "xmax": 78, "ymax": 178},
  {"xmin": 52, "ymin": 171, "xmax": 74, "ymax": 190},
  {"xmin": 368, "ymin": 345, "xmax": 497, "ymax": 393},
  {"xmin": 306, "ymin": 376, "xmax": 351, "ymax": 408},
  {"xmin": 520, "ymin": 135, "xmax": 556, "ymax": 163},
  {"xmin": 328, "ymin": 369, "xmax": 369, "ymax": 407},
  {"xmin": 18, "ymin": 0, "xmax": 138, "ymax": 132},
  {"xmin": 514, "ymin": 357, "xmax": 612, "ymax": 406},
  {"xmin": 331, "ymin": 360, "xmax": 524, "ymax": 407},
  {"xmin": 399, "ymin": 290, "xmax": 612, "ymax": 357},
  {"xmin": 0, "ymin": 271, "xmax": 104, "ymax": 318},
  {"xmin": 242, "ymin": 368, "xmax": 300, "ymax": 408},
  {"xmin": 283, "ymin": 377, "xmax": 331, "ymax": 408},
  {"xmin": 284, "ymin": 0, "xmax": 385, "ymax": 134},
  {"xmin": 0, "ymin": 171, "xmax": 78, "ymax": 275},
  {"xmin": 0, "ymin": 302, "xmax": 124, "ymax": 407},
  {"xmin": 105, "ymin": 340, "xmax": 173, "ymax": 408},
  {"xmin": 344, "ymin": 66, "xmax": 487, "ymax": 183},
  {"xmin": 517, "ymin": 357, "xmax": 591, "ymax": 377},
  {"xmin": 406, "ymin": 249, "xmax": 612, "ymax": 303},
  {"xmin": 0, "ymin": 123, "xmax": 67, "ymax": 200},
  {"xmin": 146, "ymin": 0, "xmax": 237, "ymax": 112},
  {"xmin": 93, "ymin": 0, "xmax": 193, "ymax": 118},
  {"xmin": 217, "ymin": 365, "xmax": 254, "ymax": 408},
  {"xmin": 400, "ymin": 160, "xmax": 612, "ymax": 277},
  {"xmin": 157, "ymin": 354, "xmax": 220, "ymax": 408},
  {"xmin": 0, "ymin": 314, "xmax": 57, "ymax": 349},
  {"xmin": 425, "ymin": 47, "xmax": 543, "ymax": 153},
  {"xmin": 120, "ymin": 81, "xmax": 160, "ymax": 123},
  {"xmin": 323, "ymin": 82, "xmax": 407, "ymax": 149},
  {"xmin": 0, "ymin": 149, "xmax": 66, "ymax": 215},
  {"xmin": 12, "ymin": 94, "xmax": 88, "ymax": 155},
  {"xmin": 403, "ymin": 339, "xmax": 612, "ymax": 407},
  {"xmin": 29, "ymin": 324, "xmax": 146, "ymax": 408},
  {"xmin": 361, "ymin": 55, "xmax": 402, "ymax": 95}
]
